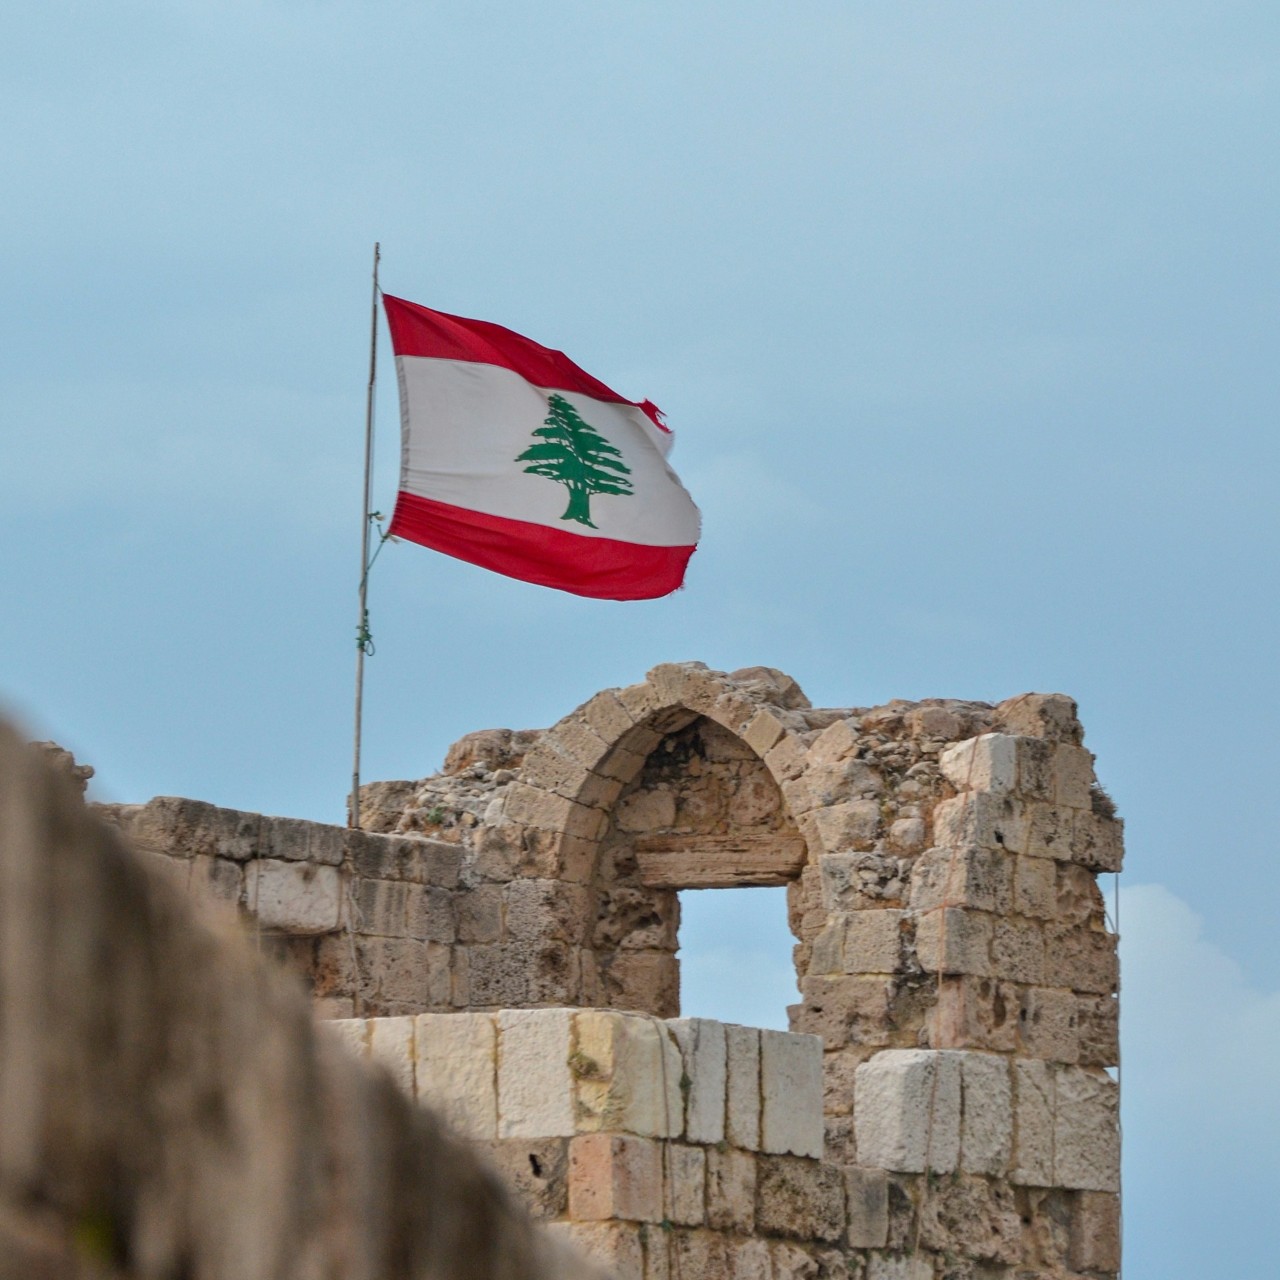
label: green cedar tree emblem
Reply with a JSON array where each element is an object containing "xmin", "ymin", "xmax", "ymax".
[{"xmin": 516, "ymin": 393, "xmax": 634, "ymax": 528}]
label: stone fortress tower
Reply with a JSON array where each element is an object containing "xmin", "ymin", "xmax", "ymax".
[{"xmin": 103, "ymin": 662, "xmax": 1123, "ymax": 1279}]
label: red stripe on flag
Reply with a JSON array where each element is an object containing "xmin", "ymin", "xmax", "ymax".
[
  {"xmin": 387, "ymin": 491, "xmax": 695, "ymax": 601},
  {"xmin": 382, "ymin": 294, "xmax": 670, "ymax": 431}
]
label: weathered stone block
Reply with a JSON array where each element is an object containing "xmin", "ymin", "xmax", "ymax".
[
  {"xmin": 1051, "ymin": 744, "xmax": 1095, "ymax": 808},
  {"xmin": 504, "ymin": 878, "xmax": 589, "ymax": 944},
  {"xmin": 547, "ymin": 1220, "xmax": 644, "ymax": 1279},
  {"xmin": 866, "ymin": 1255, "xmax": 933, "ymax": 1280},
  {"xmin": 1071, "ymin": 810, "xmax": 1124, "ymax": 873},
  {"xmin": 725, "ymin": 1024, "xmax": 761, "ymax": 1149},
  {"xmin": 669, "ymin": 1017, "xmax": 727, "ymax": 1144},
  {"xmin": 854, "ymin": 1050, "xmax": 961, "ymax": 1173},
  {"xmin": 366, "ymin": 1014, "xmax": 415, "ymax": 1096},
  {"xmin": 706, "ymin": 1144, "xmax": 756, "ymax": 1232},
  {"xmin": 794, "ymin": 974, "xmax": 895, "ymax": 1050},
  {"xmin": 939, "ymin": 734, "xmax": 1018, "ymax": 795},
  {"xmin": 415, "ymin": 1011, "xmax": 498, "ymax": 1139},
  {"xmin": 664, "ymin": 1143, "xmax": 707, "ymax": 1225},
  {"xmin": 568, "ymin": 1133, "xmax": 663, "ymax": 1223},
  {"xmin": 497, "ymin": 1008, "xmax": 574, "ymax": 1137},
  {"xmin": 1070, "ymin": 1190, "xmax": 1121, "ymax": 1272},
  {"xmin": 933, "ymin": 792, "xmax": 1029, "ymax": 854},
  {"xmin": 741, "ymin": 707, "xmax": 789, "ymax": 757},
  {"xmin": 474, "ymin": 1136, "xmax": 568, "ymax": 1219},
  {"xmin": 843, "ymin": 910, "xmax": 904, "ymax": 975},
  {"xmin": 914, "ymin": 908, "xmax": 993, "ymax": 977},
  {"xmin": 909, "ymin": 845, "xmax": 1012, "ymax": 915},
  {"xmin": 990, "ymin": 917, "xmax": 1046, "ymax": 984},
  {"xmin": 188, "ymin": 855, "xmax": 242, "ymax": 909},
  {"xmin": 352, "ymin": 877, "xmax": 409, "ymax": 937},
  {"xmin": 243, "ymin": 859, "xmax": 341, "ymax": 933},
  {"xmin": 811, "ymin": 799, "xmax": 881, "ymax": 851},
  {"xmin": 845, "ymin": 1166, "xmax": 889, "ymax": 1248},
  {"xmin": 807, "ymin": 717, "xmax": 860, "ymax": 764},
  {"xmin": 755, "ymin": 1156, "xmax": 846, "ymax": 1241},
  {"xmin": 1011, "ymin": 1059, "xmax": 1054, "ymax": 1186},
  {"xmin": 1043, "ymin": 925, "xmax": 1118, "ymax": 995},
  {"xmin": 457, "ymin": 883, "xmax": 504, "ymax": 942},
  {"xmin": 1076, "ymin": 994, "xmax": 1120, "ymax": 1067},
  {"xmin": 958, "ymin": 1053, "xmax": 1012, "ymax": 1175},
  {"xmin": 1024, "ymin": 803, "xmax": 1075, "ymax": 861},
  {"xmin": 1019, "ymin": 987, "xmax": 1080, "ymax": 1063},
  {"xmin": 572, "ymin": 1011, "xmax": 683, "ymax": 1138},
  {"xmin": 1054, "ymin": 1068, "xmax": 1119, "ymax": 1191},
  {"xmin": 1013, "ymin": 854, "xmax": 1057, "ymax": 919},
  {"xmin": 404, "ymin": 883, "xmax": 455, "ymax": 943},
  {"xmin": 760, "ymin": 1030, "xmax": 824, "ymax": 1158},
  {"xmin": 927, "ymin": 975, "xmax": 1018, "ymax": 1052}
]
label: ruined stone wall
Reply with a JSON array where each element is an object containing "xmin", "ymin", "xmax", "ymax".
[
  {"xmin": 0, "ymin": 722, "xmax": 600, "ymax": 1280},
  {"xmin": 99, "ymin": 662, "xmax": 1123, "ymax": 1280}
]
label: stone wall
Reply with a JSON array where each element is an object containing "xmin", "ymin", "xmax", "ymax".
[
  {"xmin": 0, "ymin": 721, "xmax": 601, "ymax": 1280},
  {"xmin": 95, "ymin": 662, "xmax": 1124, "ymax": 1280}
]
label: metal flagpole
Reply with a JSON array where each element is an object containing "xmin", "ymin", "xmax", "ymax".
[{"xmin": 351, "ymin": 241, "xmax": 381, "ymax": 829}]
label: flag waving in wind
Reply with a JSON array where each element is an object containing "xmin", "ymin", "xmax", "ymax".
[{"xmin": 382, "ymin": 294, "xmax": 701, "ymax": 600}]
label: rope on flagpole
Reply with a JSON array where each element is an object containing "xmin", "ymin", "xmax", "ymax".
[{"xmin": 351, "ymin": 242, "xmax": 381, "ymax": 830}]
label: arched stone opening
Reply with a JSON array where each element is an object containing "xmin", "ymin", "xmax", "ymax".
[{"xmin": 582, "ymin": 714, "xmax": 807, "ymax": 1020}]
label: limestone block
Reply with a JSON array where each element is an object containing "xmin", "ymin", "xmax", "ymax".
[
  {"xmin": 1019, "ymin": 987, "xmax": 1080, "ymax": 1063},
  {"xmin": 1077, "ymin": 994, "xmax": 1120, "ymax": 1068},
  {"xmin": 366, "ymin": 1015, "xmax": 415, "ymax": 1096},
  {"xmin": 927, "ymin": 975, "xmax": 1018, "ymax": 1052},
  {"xmin": 793, "ymin": 974, "xmax": 895, "ymax": 1050},
  {"xmin": 497, "ymin": 1008, "xmax": 575, "ymax": 1137},
  {"xmin": 741, "ymin": 707, "xmax": 789, "ymax": 756},
  {"xmin": 888, "ymin": 817, "xmax": 927, "ymax": 853},
  {"xmin": 808, "ymin": 920, "xmax": 845, "ymax": 976},
  {"xmin": 547, "ymin": 1220, "xmax": 644, "ymax": 1280},
  {"xmin": 725, "ymin": 1024, "xmax": 762, "ymax": 1149},
  {"xmin": 914, "ymin": 907, "xmax": 993, "ymax": 977},
  {"xmin": 1043, "ymin": 926, "xmax": 1118, "ymax": 995},
  {"xmin": 504, "ymin": 878, "xmax": 589, "ymax": 944},
  {"xmin": 804, "ymin": 758, "xmax": 883, "ymax": 806},
  {"xmin": 321, "ymin": 1016, "xmax": 368, "ymax": 1060},
  {"xmin": 755, "ymin": 1156, "xmax": 847, "ymax": 1242},
  {"xmin": 543, "ymin": 715, "xmax": 611, "ymax": 772},
  {"xmin": 811, "ymin": 799, "xmax": 881, "ymax": 852},
  {"xmin": 854, "ymin": 1050, "xmax": 961, "ymax": 1173},
  {"xmin": 939, "ymin": 734, "xmax": 1018, "ymax": 795},
  {"xmin": 842, "ymin": 910, "xmax": 904, "ymax": 975},
  {"xmin": 664, "ymin": 1143, "xmax": 707, "ymax": 1225},
  {"xmin": 572, "ymin": 1011, "xmax": 682, "ymax": 1138},
  {"xmin": 414, "ymin": 1011, "xmax": 498, "ymax": 1139},
  {"xmin": 1024, "ymin": 803, "xmax": 1075, "ymax": 861},
  {"xmin": 909, "ymin": 845, "xmax": 1012, "ymax": 915},
  {"xmin": 706, "ymin": 1144, "xmax": 756, "ymax": 1232},
  {"xmin": 582, "ymin": 689, "xmax": 639, "ymax": 742},
  {"xmin": 807, "ymin": 717, "xmax": 860, "ymax": 764},
  {"xmin": 866, "ymin": 1256, "xmax": 933, "ymax": 1280},
  {"xmin": 188, "ymin": 855, "xmax": 242, "ymax": 909},
  {"xmin": 243, "ymin": 859, "xmax": 341, "ymax": 933},
  {"xmin": 1011, "ymin": 1059, "xmax": 1055, "ymax": 1186},
  {"xmin": 990, "ymin": 917, "xmax": 1046, "ymax": 984},
  {"xmin": 615, "ymin": 787, "xmax": 677, "ymax": 833},
  {"xmin": 933, "ymin": 792, "xmax": 1029, "ymax": 854},
  {"xmin": 993, "ymin": 691, "xmax": 1083, "ymax": 744},
  {"xmin": 1052, "ymin": 745, "xmax": 1095, "ymax": 809},
  {"xmin": 568, "ymin": 1133, "xmax": 663, "ymax": 1223},
  {"xmin": 1070, "ymin": 1190, "xmax": 1122, "ymax": 1272},
  {"xmin": 671, "ymin": 1229, "xmax": 731, "ymax": 1280},
  {"xmin": 404, "ymin": 884, "xmax": 455, "ymax": 943},
  {"xmin": 1013, "ymin": 854, "xmax": 1057, "ymax": 919},
  {"xmin": 457, "ymin": 884, "xmax": 504, "ymax": 942},
  {"xmin": 669, "ymin": 1018, "xmax": 727, "ymax": 1144},
  {"xmin": 845, "ymin": 1166, "xmax": 889, "ymax": 1248},
  {"xmin": 1071, "ymin": 810, "xmax": 1124, "ymax": 873},
  {"xmin": 760, "ymin": 1030, "xmax": 824, "ymax": 1158},
  {"xmin": 958, "ymin": 1052, "xmax": 1012, "ymax": 1175},
  {"xmin": 352, "ymin": 877, "xmax": 409, "ymax": 937},
  {"xmin": 730, "ymin": 1238, "xmax": 772, "ymax": 1280},
  {"xmin": 764, "ymin": 735, "xmax": 809, "ymax": 782},
  {"xmin": 474, "ymin": 1136, "xmax": 568, "ymax": 1219},
  {"xmin": 1054, "ymin": 1068, "xmax": 1119, "ymax": 1191}
]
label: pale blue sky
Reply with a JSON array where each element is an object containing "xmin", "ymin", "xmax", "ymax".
[{"xmin": 2, "ymin": 5, "xmax": 1277, "ymax": 1276}]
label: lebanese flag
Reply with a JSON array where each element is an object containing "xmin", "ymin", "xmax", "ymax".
[{"xmin": 382, "ymin": 294, "xmax": 701, "ymax": 600}]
